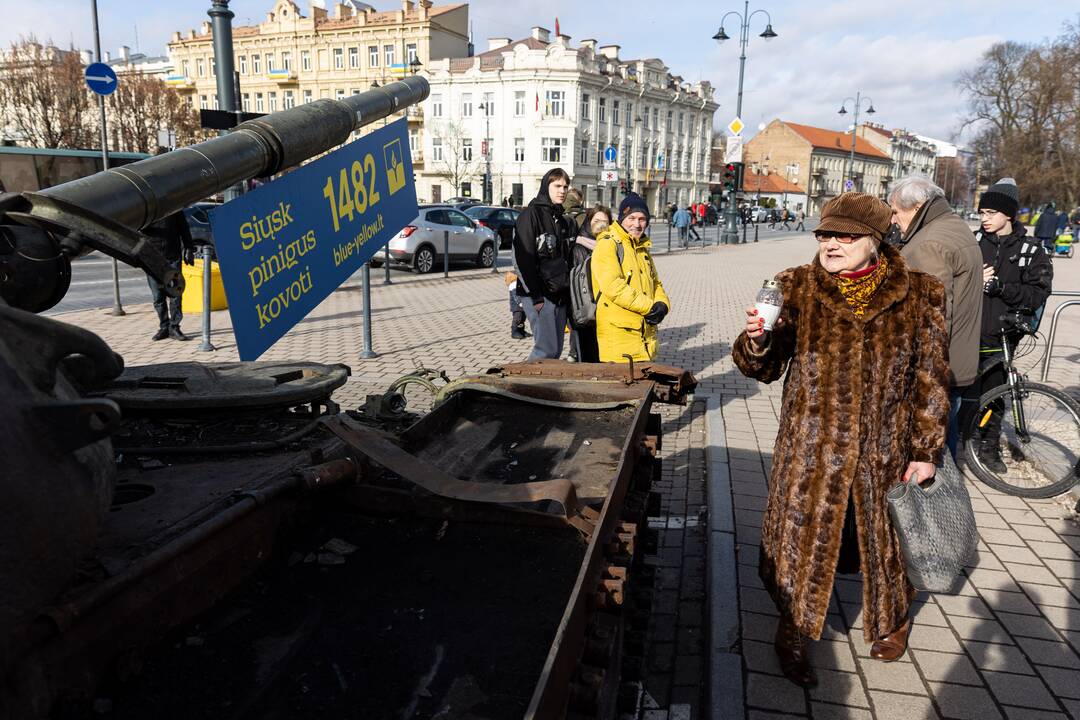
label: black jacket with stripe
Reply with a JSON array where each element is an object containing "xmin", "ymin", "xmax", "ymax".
[{"xmin": 975, "ymin": 224, "xmax": 1053, "ymax": 347}]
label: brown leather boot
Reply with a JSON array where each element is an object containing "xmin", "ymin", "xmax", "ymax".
[
  {"xmin": 870, "ymin": 617, "xmax": 912, "ymax": 662},
  {"xmin": 774, "ymin": 616, "xmax": 817, "ymax": 687}
]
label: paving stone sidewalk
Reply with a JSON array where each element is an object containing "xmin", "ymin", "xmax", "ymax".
[{"xmin": 51, "ymin": 233, "xmax": 1080, "ymax": 720}]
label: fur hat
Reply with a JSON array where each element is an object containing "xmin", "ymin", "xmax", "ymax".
[
  {"xmin": 979, "ymin": 177, "xmax": 1019, "ymax": 219},
  {"xmin": 618, "ymin": 192, "xmax": 650, "ymax": 223},
  {"xmin": 816, "ymin": 192, "xmax": 892, "ymax": 241}
]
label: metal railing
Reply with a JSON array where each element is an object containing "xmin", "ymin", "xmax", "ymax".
[{"xmin": 1040, "ymin": 291, "xmax": 1080, "ymax": 382}]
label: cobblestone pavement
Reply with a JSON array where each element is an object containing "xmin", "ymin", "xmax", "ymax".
[{"xmin": 48, "ymin": 231, "xmax": 1080, "ymax": 720}]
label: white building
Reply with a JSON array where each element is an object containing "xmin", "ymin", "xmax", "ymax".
[{"xmin": 417, "ymin": 27, "xmax": 718, "ymax": 213}]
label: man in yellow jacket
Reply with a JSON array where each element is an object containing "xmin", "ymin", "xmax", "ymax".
[{"xmin": 591, "ymin": 193, "xmax": 671, "ymax": 362}]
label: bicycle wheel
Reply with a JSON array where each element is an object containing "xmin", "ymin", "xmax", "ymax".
[{"xmin": 964, "ymin": 382, "xmax": 1080, "ymax": 498}]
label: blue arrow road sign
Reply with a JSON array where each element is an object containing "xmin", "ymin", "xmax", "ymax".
[
  {"xmin": 84, "ymin": 62, "xmax": 118, "ymax": 95},
  {"xmin": 603, "ymin": 145, "xmax": 617, "ymax": 163}
]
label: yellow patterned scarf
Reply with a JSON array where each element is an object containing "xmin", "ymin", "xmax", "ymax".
[{"xmin": 835, "ymin": 255, "xmax": 890, "ymax": 317}]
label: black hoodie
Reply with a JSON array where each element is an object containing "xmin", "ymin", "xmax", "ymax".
[
  {"xmin": 512, "ymin": 169, "xmax": 577, "ymax": 303},
  {"xmin": 975, "ymin": 222, "xmax": 1053, "ymax": 347}
]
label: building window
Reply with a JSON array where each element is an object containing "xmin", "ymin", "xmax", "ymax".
[
  {"xmin": 652, "ymin": 107, "xmax": 659, "ymax": 129},
  {"xmin": 642, "ymin": 106, "xmax": 649, "ymax": 129},
  {"xmin": 461, "ymin": 93, "xmax": 472, "ymax": 118},
  {"xmin": 255, "ymin": 93, "xmax": 264, "ymax": 112},
  {"xmin": 212, "ymin": 94, "xmax": 218, "ymax": 109},
  {"xmin": 252, "ymin": 54, "xmax": 261, "ymax": 74},
  {"xmin": 432, "ymin": 138, "xmax": 443, "ymax": 161},
  {"xmin": 242, "ymin": 93, "xmax": 250, "ymax": 111},
  {"xmin": 409, "ymin": 127, "xmax": 418, "ymax": 153},
  {"xmin": 351, "ymin": 88, "xmax": 360, "ymax": 96},
  {"xmin": 303, "ymin": 89, "xmax": 312, "ymax": 104},
  {"xmin": 282, "ymin": 52, "xmax": 292, "ymax": 71},
  {"xmin": 514, "ymin": 91, "xmax": 525, "ymax": 117},
  {"xmin": 301, "ymin": 50, "xmax": 311, "ymax": 71},
  {"xmin": 181, "ymin": 60, "xmax": 190, "ymax": 77},
  {"xmin": 514, "ymin": 137, "xmax": 525, "ymax": 162},
  {"xmin": 238, "ymin": 56, "xmax": 246, "ymax": 74},
  {"xmin": 666, "ymin": 110, "xmax": 673, "ymax": 131},
  {"xmin": 462, "ymin": 138, "xmax": 473, "ymax": 161},
  {"xmin": 336, "ymin": 89, "xmax": 345, "ymax": 101},
  {"xmin": 613, "ymin": 99, "xmax": 620, "ymax": 126},
  {"xmin": 596, "ymin": 141, "xmax": 603, "ymax": 165},
  {"xmin": 542, "ymin": 137, "xmax": 566, "ymax": 163},
  {"xmin": 196, "ymin": 58, "xmax": 205, "ymax": 76},
  {"xmin": 580, "ymin": 92, "xmax": 590, "ymax": 120},
  {"xmin": 333, "ymin": 48, "xmax": 343, "ymax": 69},
  {"xmin": 598, "ymin": 98, "xmax": 606, "ymax": 123},
  {"xmin": 268, "ymin": 92, "xmax": 278, "ymax": 112},
  {"xmin": 626, "ymin": 102, "xmax": 633, "ymax": 127},
  {"xmin": 265, "ymin": 54, "xmax": 274, "ymax": 72},
  {"xmin": 545, "ymin": 90, "xmax": 565, "ymax": 117},
  {"xmin": 348, "ymin": 46, "xmax": 359, "ymax": 69},
  {"xmin": 482, "ymin": 92, "xmax": 495, "ymax": 116},
  {"xmin": 406, "ymin": 43, "xmax": 418, "ymax": 64},
  {"xmin": 284, "ymin": 90, "xmax": 294, "ymax": 109},
  {"xmin": 384, "ymin": 44, "xmax": 395, "ymax": 67},
  {"xmin": 199, "ymin": 94, "xmax": 208, "ymax": 109},
  {"xmin": 579, "ymin": 141, "xmax": 589, "ymax": 164},
  {"xmin": 430, "ymin": 94, "xmax": 442, "ymax": 117},
  {"xmin": 211, "ymin": 57, "xmax": 216, "ymax": 77},
  {"xmin": 677, "ymin": 112, "xmax": 684, "ymax": 134},
  {"xmin": 369, "ymin": 45, "xmax": 379, "ymax": 67}
]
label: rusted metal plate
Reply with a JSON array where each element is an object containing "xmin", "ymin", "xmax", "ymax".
[{"xmin": 485, "ymin": 360, "xmax": 697, "ymax": 404}]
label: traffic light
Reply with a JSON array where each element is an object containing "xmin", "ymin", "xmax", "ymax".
[{"xmin": 722, "ymin": 162, "xmax": 745, "ymax": 193}]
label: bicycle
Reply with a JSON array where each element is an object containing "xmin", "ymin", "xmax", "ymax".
[{"xmin": 963, "ymin": 310, "xmax": 1080, "ymax": 498}]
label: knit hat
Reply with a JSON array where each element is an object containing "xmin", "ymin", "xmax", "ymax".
[
  {"xmin": 978, "ymin": 177, "xmax": 1019, "ymax": 219},
  {"xmin": 618, "ymin": 192, "xmax": 650, "ymax": 223},
  {"xmin": 816, "ymin": 192, "xmax": 892, "ymax": 241}
]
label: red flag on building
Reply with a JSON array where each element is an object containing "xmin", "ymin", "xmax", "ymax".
[
  {"xmin": 555, "ymin": 17, "xmax": 561, "ymax": 36},
  {"xmin": 535, "ymin": 92, "xmax": 539, "ymax": 112}
]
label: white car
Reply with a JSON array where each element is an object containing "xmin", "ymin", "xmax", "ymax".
[{"xmin": 377, "ymin": 205, "xmax": 498, "ymax": 273}]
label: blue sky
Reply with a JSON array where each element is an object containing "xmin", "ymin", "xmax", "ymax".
[{"xmin": 4, "ymin": 0, "xmax": 1072, "ymax": 143}]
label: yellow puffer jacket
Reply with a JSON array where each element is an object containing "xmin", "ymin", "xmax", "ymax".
[{"xmin": 591, "ymin": 222, "xmax": 671, "ymax": 362}]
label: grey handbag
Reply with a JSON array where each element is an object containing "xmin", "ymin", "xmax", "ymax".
[{"xmin": 886, "ymin": 453, "xmax": 978, "ymax": 593}]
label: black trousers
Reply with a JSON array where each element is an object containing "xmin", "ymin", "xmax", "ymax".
[{"xmin": 148, "ymin": 261, "xmax": 182, "ymax": 330}]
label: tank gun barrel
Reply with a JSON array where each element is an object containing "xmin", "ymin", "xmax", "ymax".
[{"xmin": 39, "ymin": 76, "xmax": 429, "ymax": 231}]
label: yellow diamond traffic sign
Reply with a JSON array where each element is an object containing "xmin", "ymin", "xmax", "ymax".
[{"xmin": 727, "ymin": 117, "xmax": 744, "ymax": 136}]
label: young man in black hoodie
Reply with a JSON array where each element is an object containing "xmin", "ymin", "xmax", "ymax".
[
  {"xmin": 972, "ymin": 177, "xmax": 1053, "ymax": 471},
  {"xmin": 512, "ymin": 168, "xmax": 577, "ymax": 361}
]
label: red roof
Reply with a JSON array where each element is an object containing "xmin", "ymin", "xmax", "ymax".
[
  {"xmin": 742, "ymin": 173, "xmax": 802, "ymax": 194},
  {"xmin": 784, "ymin": 121, "xmax": 890, "ymax": 159}
]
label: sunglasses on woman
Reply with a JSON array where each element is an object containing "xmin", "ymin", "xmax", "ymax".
[{"xmin": 814, "ymin": 233, "xmax": 868, "ymax": 244}]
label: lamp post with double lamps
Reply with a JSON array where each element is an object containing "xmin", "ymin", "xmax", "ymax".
[
  {"xmin": 838, "ymin": 92, "xmax": 876, "ymax": 191},
  {"xmin": 712, "ymin": 2, "xmax": 778, "ymax": 244}
]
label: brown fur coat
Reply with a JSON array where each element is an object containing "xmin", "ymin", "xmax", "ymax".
[{"xmin": 732, "ymin": 243, "xmax": 950, "ymax": 642}]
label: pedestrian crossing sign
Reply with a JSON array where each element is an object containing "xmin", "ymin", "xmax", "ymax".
[{"xmin": 384, "ymin": 138, "xmax": 406, "ymax": 196}]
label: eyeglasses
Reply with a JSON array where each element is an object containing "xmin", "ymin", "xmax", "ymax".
[
  {"xmin": 814, "ymin": 233, "xmax": 867, "ymax": 244},
  {"xmin": 977, "ymin": 209, "xmax": 1002, "ymax": 218}
]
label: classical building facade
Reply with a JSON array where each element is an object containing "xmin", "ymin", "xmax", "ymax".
[
  {"xmin": 418, "ymin": 27, "xmax": 718, "ymax": 212},
  {"xmin": 167, "ymin": 0, "xmax": 468, "ymax": 154},
  {"xmin": 743, "ymin": 119, "xmax": 892, "ymax": 216},
  {"xmin": 856, "ymin": 123, "xmax": 937, "ymax": 185}
]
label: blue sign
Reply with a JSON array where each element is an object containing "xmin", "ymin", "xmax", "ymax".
[
  {"xmin": 84, "ymin": 62, "xmax": 118, "ymax": 95},
  {"xmin": 209, "ymin": 119, "xmax": 417, "ymax": 360},
  {"xmin": 844, "ymin": 179, "xmax": 854, "ymax": 191},
  {"xmin": 603, "ymin": 145, "xmax": 618, "ymax": 163}
]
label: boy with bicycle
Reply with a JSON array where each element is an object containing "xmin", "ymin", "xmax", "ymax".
[{"xmin": 971, "ymin": 177, "xmax": 1053, "ymax": 472}]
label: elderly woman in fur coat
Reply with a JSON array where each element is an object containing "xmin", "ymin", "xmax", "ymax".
[{"xmin": 732, "ymin": 192, "xmax": 950, "ymax": 688}]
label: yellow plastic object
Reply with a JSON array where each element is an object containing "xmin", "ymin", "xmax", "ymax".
[{"xmin": 181, "ymin": 258, "xmax": 228, "ymax": 313}]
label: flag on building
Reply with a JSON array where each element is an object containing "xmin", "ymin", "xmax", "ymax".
[{"xmin": 555, "ymin": 17, "xmax": 561, "ymax": 36}]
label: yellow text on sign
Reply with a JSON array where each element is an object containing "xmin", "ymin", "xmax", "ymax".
[{"xmin": 321, "ymin": 153, "xmax": 382, "ymax": 233}]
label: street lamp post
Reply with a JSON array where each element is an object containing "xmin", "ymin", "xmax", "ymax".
[
  {"xmin": 712, "ymin": 2, "xmax": 778, "ymax": 245},
  {"xmin": 479, "ymin": 101, "xmax": 498, "ymax": 273},
  {"xmin": 838, "ymin": 92, "xmax": 875, "ymax": 192}
]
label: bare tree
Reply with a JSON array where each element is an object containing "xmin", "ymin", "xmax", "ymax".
[
  {"xmin": 428, "ymin": 121, "xmax": 482, "ymax": 196},
  {"xmin": 107, "ymin": 73, "xmax": 207, "ymax": 153},
  {"xmin": 0, "ymin": 36, "xmax": 93, "ymax": 148}
]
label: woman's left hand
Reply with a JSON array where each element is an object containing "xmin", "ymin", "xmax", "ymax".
[{"xmin": 903, "ymin": 461, "xmax": 936, "ymax": 486}]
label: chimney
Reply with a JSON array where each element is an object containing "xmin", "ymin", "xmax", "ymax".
[
  {"xmin": 170, "ymin": 31, "xmax": 181, "ymax": 43},
  {"xmin": 402, "ymin": 0, "xmax": 414, "ymax": 13},
  {"xmin": 530, "ymin": 26, "xmax": 550, "ymax": 42},
  {"xmin": 333, "ymin": 2, "xmax": 348, "ymax": 19},
  {"xmin": 418, "ymin": 0, "xmax": 432, "ymax": 18},
  {"xmin": 187, "ymin": 29, "xmax": 196, "ymax": 40},
  {"xmin": 201, "ymin": 21, "xmax": 211, "ymax": 34},
  {"xmin": 120, "ymin": 45, "xmax": 130, "ymax": 61},
  {"xmin": 599, "ymin": 44, "xmax": 620, "ymax": 59},
  {"xmin": 487, "ymin": 37, "xmax": 510, "ymax": 51},
  {"xmin": 556, "ymin": 34, "xmax": 571, "ymax": 46},
  {"xmin": 104, "ymin": 50, "xmax": 111, "ymax": 61},
  {"xmin": 310, "ymin": 2, "xmax": 327, "ymax": 21},
  {"xmin": 579, "ymin": 38, "xmax": 596, "ymax": 53},
  {"xmin": 80, "ymin": 49, "xmax": 93, "ymax": 65}
]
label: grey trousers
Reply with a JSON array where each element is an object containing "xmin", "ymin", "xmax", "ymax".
[{"xmin": 521, "ymin": 299, "xmax": 568, "ymax": 361}]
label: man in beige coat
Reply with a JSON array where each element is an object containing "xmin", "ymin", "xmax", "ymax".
[{"xmin": 889, "ymin": 175, "xmax": 983, "ymax": 457}]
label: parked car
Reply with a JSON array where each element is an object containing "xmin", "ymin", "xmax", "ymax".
[
  {"xmin": 182, "ymin": 201, "xmax": 221, "ymax": 248},
  {"xmin": 444, "ymin": 197, "xmax": 483, "ymax": 210},
  {"xmin": 463, "ymin": 205, "xmax": 519, "ymax": 249},
  {"xmin": 376, "ymin": 205, "xmax": 497, "ymax": 273}
]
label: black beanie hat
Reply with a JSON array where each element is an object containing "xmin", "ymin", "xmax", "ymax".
[
  {"xmin": 618, "ymin": 192, "xmax": 650, "ymax": 223},
  {"xmin": 979, "ymin": 177, "xmax": 1020, "ymax": 219}
]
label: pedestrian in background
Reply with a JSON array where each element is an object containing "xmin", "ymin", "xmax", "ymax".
[
  {"xmin": 672, "ymin": 204, "xmax": 692, "ymax": 247},
  {"xmin": 795, "ymin": 208, "xmax": 806, "ymax": 231},
  {"xmin": 563, "ymin": 187, "xmax": 586, "ymax": 232},
  {"xmin": 592, "ymin": 193, "xmax": 670, "ymax": 362},
  {"xmin": 512, "ymin": 168, "xmax": 576, "ymax": 361},
  {"xmin": 569, "ymin": 204, "xmax": 612, "ymax": 363},
  {"xmin": 1034, "ymin": 201, "xmax": 1059, "ymax": 253},
  {"xmin": 732, "ymin": 192, "xmax": 950, "ymax": 687},
  {"xmin": 972, "ymin": 178, "xmax": 1053, "ymax": 472},
  {"xmin": 143, "ymin": 210, "xmax": 197, "ymax": 341},
  {"xmin": 687, "ymin": 205, "xmax": 703, "ymax": 244},
  {"xmin": 504, "ymin": 270, "xmax": 529, "ymax": 340},
  {"xmin": 889, "ymin": 175, "xmax": 984, "ymax": 459}
]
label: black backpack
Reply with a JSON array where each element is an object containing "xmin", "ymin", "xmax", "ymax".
[{"xmin": 570, "ymin": 240, "xmax": 624, "ymax": 329}]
